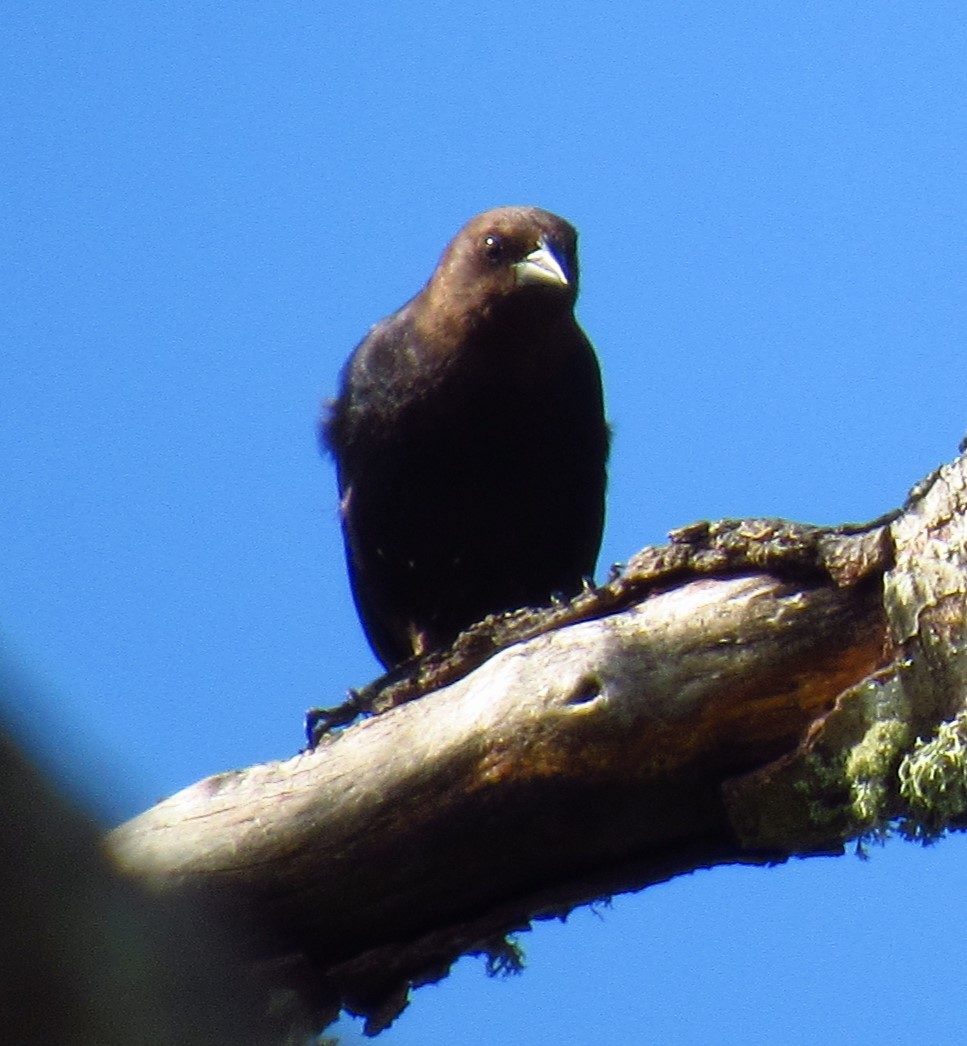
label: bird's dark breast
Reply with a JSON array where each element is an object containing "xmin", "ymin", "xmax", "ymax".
[{"xmin": 336, "ymin": 316, "xmax": 606, "ymax": 667}]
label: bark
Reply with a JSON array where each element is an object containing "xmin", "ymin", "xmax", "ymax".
[{"xmin": 108, "ymin": 450, "xmax": 967, "ymax": 1036}]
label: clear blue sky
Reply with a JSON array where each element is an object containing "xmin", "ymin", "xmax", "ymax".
[{"xmin": 4, "ymin": 4, "xmax": 967, "ymax": 1044}]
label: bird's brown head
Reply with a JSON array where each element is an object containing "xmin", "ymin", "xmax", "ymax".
[{"xmin": 419, "ymin": 206, "xmax": 580, "ymax": 343}]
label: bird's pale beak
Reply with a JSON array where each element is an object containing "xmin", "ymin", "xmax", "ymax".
[{"xmin": 513, "ymin": 243, "xmax": 569, "ymax": 288}]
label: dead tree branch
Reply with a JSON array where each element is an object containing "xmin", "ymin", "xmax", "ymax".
[{"xmin": 108, "ymin": 450, "xmax": 967, "ymax": 1034}]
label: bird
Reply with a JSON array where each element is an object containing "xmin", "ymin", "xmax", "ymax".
[{"xmin": 322, "ymin": 206, "xmax": 608, "ymax": 669}]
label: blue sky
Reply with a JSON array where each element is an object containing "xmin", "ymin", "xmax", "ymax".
[{"xmin": 4, "ymin": 3, "xmax": 967, "ymax": 1043}]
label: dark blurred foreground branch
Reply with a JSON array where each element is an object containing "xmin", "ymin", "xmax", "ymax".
[
  {"xmin": 107, "ymin": 450, "xmax": 967, "ymax": 1036},
  {"xmin": 0, "ymin": 720, "xmax": 316, "ymax": 1046}
]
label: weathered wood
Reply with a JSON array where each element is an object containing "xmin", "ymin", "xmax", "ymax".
[{"xmin": 107, "ymin": 450, "xmax": 967, "ymax": 1034}]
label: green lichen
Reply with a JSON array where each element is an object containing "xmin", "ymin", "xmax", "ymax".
[
  {"xmin": 483, "ymin": 935, "xmax": 525, "ymax": 977},
  {"xmin": 792, "ymin": 749, "xmax": 850, "ymax": 830},
  {"xmin": 817, "ymin": 674, "xmax": 912, "ymax": 832},
  {"xmin": 846, "ymin": 718, "xmax": 911, "ymax": 825},
  {"xmin": 898, "ymin": 710, "xmax": 967, "ymax": 841},
  {"xmin": 761, "ymin": 673, "xmax": 912, "ymax": 845}
]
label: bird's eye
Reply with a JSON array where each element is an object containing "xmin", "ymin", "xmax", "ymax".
[{"xmin": 483, "ymin": 234, "xmax": 505, "ymax": 262}]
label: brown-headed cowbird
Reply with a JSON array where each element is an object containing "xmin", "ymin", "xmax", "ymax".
[{"xmin": 323, "ymin": 206, "xmax": 608, "ymax": 668}]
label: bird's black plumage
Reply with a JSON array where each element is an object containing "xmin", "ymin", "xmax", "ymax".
[{"xmin": 323, "ymin": 206, "xmax": 608, "ymax": 668}]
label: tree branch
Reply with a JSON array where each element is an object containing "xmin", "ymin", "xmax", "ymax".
[{"xmin": 108, "ymin": 450, "xmax": 967, "ymax": 1035}]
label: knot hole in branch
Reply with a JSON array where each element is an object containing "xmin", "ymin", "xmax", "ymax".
[{"xmin": 566, "ymin": 674, "xmax": 605, "ymax": 708}]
